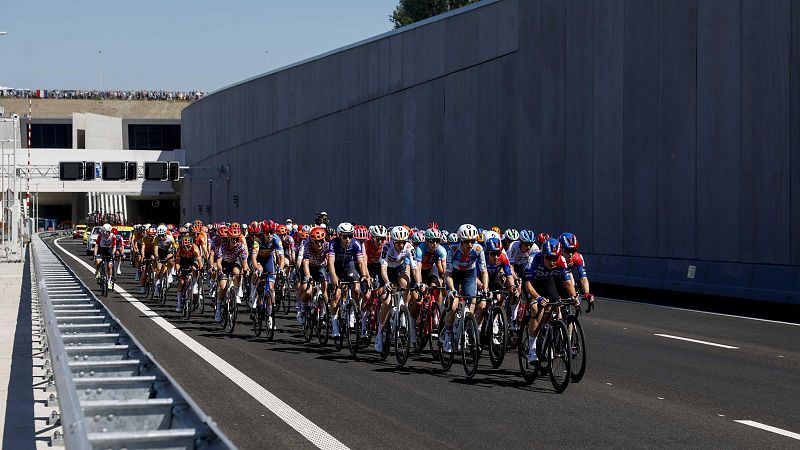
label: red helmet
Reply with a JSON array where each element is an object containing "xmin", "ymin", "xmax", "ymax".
[
  {"xmin": 191, "ymin": 224, "xmax": 202, "ymax": 234},
  {"xmin": 276, "ymin": 224, "xmax": 288, "ymax": 236},
  {"xmin": 310, "ymin": 227, "xmax": 326, "ymax": 241},
  {"xmin": 111, "ymin": 227, "xmax": 118, "ymax": 235},
  {"xmin": 354, "ymin": 227, "xmax": 369, "ymax": 241},
  {"xmin": 229, "ymin": 222, "xmax": 242, "ymax": 237},
  {"xmin": 217, "ymin": 225, "xmax": 229, "ymax": 238},
  {"xmin": 248, "ymin": 221, "xmax": 260, "ymax": 234},
  {"xmin": 296, "ymin": 229, "xmax": 308, "ymax": 240},
  {"xmin": 261, "ymin": 220, "xmax": 276, "ymax": 233},
  {"xmin": 537, "ymin": 232, "xmax": 550, "ymax": 244},
  {"xmin": 146, "ymin": 227, "xmax": 156, "ymax": 236},
  {"xmin": 166, "ymin": 224, "xmax": 175, "ymax": 231},
  {"xmin": 178, "ymin": 226, "xmax": 189, "ymax": 234},
  {"xmin": 427, "ymin": 221, "xmax": 439, "ymax": 230}
]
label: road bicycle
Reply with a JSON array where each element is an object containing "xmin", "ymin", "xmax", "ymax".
[
  {"xmin": 517, "ymin": 298, "xmax": 572, "ymax": 393},
  {"xmin": 251, "ymin": 271, "xmax": 276, "ymax": 340},
  {"xmin": 301, "ymin": 279, "xmax": 330, "ymax": 347},
  {"xmin": 178, "ymin": 268, "xmax": 199, "ymax": 320},
  {"xmin": 378, "ymin": 285, "xmax": 413, "ymax": 367},
  {"xmin": 218, "ymin": 273, "xmax": 239, "ymax": 334},
  {"xmin": 437, "ymin": 293, "xmax": 480, "ymax": 378},
  {"xmin": 336, "ymin": 280, "xmax": 362, "ymax": 356},
  {"xmin": 415, "ymin": 285, "xmax": 446, "ymax": 359},
  {"xmin": 482, "ymin": 289, "xmax": 511, "ymax": 369}
]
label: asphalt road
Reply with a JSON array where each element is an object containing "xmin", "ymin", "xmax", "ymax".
[{"xmin": 46, "ymin": 237, "xmax": 800, "ymax": 449}]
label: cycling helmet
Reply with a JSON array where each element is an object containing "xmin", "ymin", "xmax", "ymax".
[
  {"xmin": 310, "ymin": 227, "xmax": 326, "ymax": 241},
  {"xmin": 411, "ymin": 230, "xmax": 425, "ymax": 244},
  {"xmin": 166, "ymin": 224, "xmax": 175, "ymax": 232},
  {"xmin": 425, "ymin": 227, "xmax": 442, "ymax": 242},
  {"xmin": 504, "ymin": 228, "xmax": 520, "ymax": 242},
  {"xmin": 520, "ymin": 229, "xmax": 536, "ymax": 244},
  {"xmin": 217, "ymin": 225, "xmax": 229, "ymax": 238},
  {"xmin": 559, "ymin": 232, "xmax": 579, "ymax": 250},
  {"xmin": 537, "ymin": 232, "xmax": 550, "ymax": 245},
  {"xmin": 146, "ymin": 227, "xmax": 156, "ymax": 236},
  {"xmin": 156, "ymin": 225, "xmax": 167, "ymax": 237},
  {"xmin": 180, "ymin": 236, "xmax": 193, "ymax": 246},
  {"xmin": 192, "ymin": 224, "xmax": 202, "ymax": 234},
  {"xmin": 184, "ymin": 222, "xmax": 192, "ymax": 229},
  {"xmin": 457, "ymin": 224, "xmax": 479, "ymax": 241},
  {"xmin": 391, "ymin": 226, "xmax": 409, "ymax": 242},
  {"xmin": 491, "ymin": 226, "xmax": 502, "ymax": 235},
  {"xmin": 337, "ymin": 222, "xmax": 354, "ymax": 235},
  {"xmin": 485, "ymin": 237, "xmax": 503, "ymax": 252},
  {"xmin": 201, "ymin": 226, "xmax": 208, "ymax": 233},
  {"xmin": 448, "ymin": 232, "xmax": 459, "ymax": 243},
  {"xmin": 102, "ymin": 223, "xmax": 112, "ymax": 234},
  {"xmin": 354, "ymin": 227, "xmax": 369, "ymax": 241},
  {"xmin": 229, "ymin": 222, "xmax": 242, "ymax": 237},
  {"xmin": 476, "ymin": 230, "xmax": 485, "ymax": 244},
  {"xmin": 111, "ymin": 227, "xmax": 119, "ymax": 235},
  {"xmin": 427, "ymin": 221, "xmax": 439, "ymax": 230},
  {"xmin": 178, "ymin": 226, "xmax": 189, "ymax": 234},
  {"xmin": 485, "ymin": 230, "xmax": 501, "ymax": 242},
  {"xmin": 193, "ymin": 219, "xmax": 203, "ymax": 227},
  {"xmin": 301, "ymin": 224, "xmax": 312, "ymax": 232},
  {"xmin": 277, "ymin": 224, "xmax": 288, "ymax": 236},
  {"xmin": 296, "ymin": 229, "xmax": 309, "ymax": 240},
  {"xmin": 541, "ymin": 238, "xmax": 562, "ymax": 257},
  {"xmin": 369, "ymin": 225, "xmax": 387, "ymax": 238},
  {"xmin": 247, "ymin": 221, "xmax": 259, "ymax": 234},
  {"xmin": 143, "ymin": 223, "xmax": 151, "ymax": 230}
]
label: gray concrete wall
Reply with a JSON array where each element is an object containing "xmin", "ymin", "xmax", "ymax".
[{"xmin": 181, "ymin": 0, "xmax": 800, "ymax": 303}]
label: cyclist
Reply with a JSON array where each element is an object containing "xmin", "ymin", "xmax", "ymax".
[
  {"xmin": 249, "ymin": 220, "xmax": 284, "ymax": 328},
  {"xmin": 131, "ymin": 225, "xmax": 145, "ymax": 280},
  {"xmin": 299, "ymin": 227, "xmax": 330, "ymax": 324},
  {"xmin": 154, "ymin": 225, "xmax": 176, "ymax": 297},
  {"xmin": 214, "ymin": 224, "xmax": 249, "ymax": 322},
  {"xmin": 443, "ymin": 224, "xmax": 488, "ymax": 353},
  {"xmin": 414, "ymin": 227, "xmax": 447, "ymax": 309},
  {"xmin": 375, "ymin": 226, "xmax": 421, "ymax": 353},
  {"xmin": 327, "ymin": 222, "xmax": 369, "ymax": 339},
  {"xmin": 175, "ymin": 235, "xmax": 202, "ymax": 312},
  {"xmin": 507, "ymin": 229, "xmax": 539, "ymax": 277},
  {"xmin": 138, "ymin": 226, "xmax": 158, "ymax": 294},
  {"xmin": 560, "ymin": 232, "xmax": 594, "ymax": 309},
  {"xmin": 522, "ymin": 237, "xmax": 578, "ymax": 363},
  {"xmin": 482, "ymin": 236, "xmax": 515, "ymax": 326},
  {"xmin": 111, "ymin": 227, "xmax": 125, "ymax": 276},
  {"xmin": 93, "ymin": 223, "xmax": 118, "ymax": 290},
  {"xmin": 362, "ymin": 225, "xmax": 387, "ymax": 337}
]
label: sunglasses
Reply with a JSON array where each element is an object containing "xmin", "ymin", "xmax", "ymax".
[
  {"xmin": 544, "ymin": 254, "xmax": 558, "ymax": 261},
  {"xmin": 341, "ymin": 235, "xmax": 353, "ymax": 240},
  {"xmin": 373, "ymin": 237, "xmax": 386, "ymax": 241},
  {"xmin": 489, "ymin": 251, "xmax": 501, "ymax": 257},
  {"xmin": 462, "ymin": 239, "xmax": 475, "ymax": 245}
]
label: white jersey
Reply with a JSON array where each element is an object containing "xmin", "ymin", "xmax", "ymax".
[
  {"xmin": 506, "ymin": 241, "xmax": 538, "ymax": 266},
  {"xmin": 379, "ymin": 242, "xmax": 418, "ymax": 269},
  {"xmin": 157, "ymin": 234, "xmax": 175, "ymax": 251}
]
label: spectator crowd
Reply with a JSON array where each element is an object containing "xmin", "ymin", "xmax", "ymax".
[{"xmin": 0, "ymin": 88, "xmax": 204, "ymax": 101}]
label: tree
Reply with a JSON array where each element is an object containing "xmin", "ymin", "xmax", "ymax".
[{"xmin": 390, "ymin": 0, "xmax": 479, "ymax": 28}]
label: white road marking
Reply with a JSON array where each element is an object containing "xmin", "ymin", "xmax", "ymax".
[
  {"xmin": 734, "ymin": 420, "xmax": 800, "ymax": 441},
  {"xmin": 53, "ymin": 238, "xmax": 350, "ymax": 450},
  {"xmin": 654, "ymin": 334, "xmax": 739, "ymax": 349},
  {"xmin": 607, "ymin": 298, "xmax": 800, "ymax": 327}
]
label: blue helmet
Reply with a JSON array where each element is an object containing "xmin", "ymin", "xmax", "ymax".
[
  {"xmin": 559, "ymin": 232, "xmax": 579, "ymax": 250},
  {"xmin": 540, "ymin": 238, "xmax": 562, "ymax": 257},
  {"xmin": 519, "ymin": 229, "xmax": 536, "ymax": 244},
  {"xmin": 485, "ymin": 237, "xmax": 502, "ymax": 252}
]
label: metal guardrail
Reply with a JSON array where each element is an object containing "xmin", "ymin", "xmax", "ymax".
[{"xmin": 31, "ymin": 234, "xmax": 237, "ymax": 450}]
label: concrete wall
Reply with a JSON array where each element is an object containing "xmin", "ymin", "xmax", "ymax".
[
  {"xmin": 72, "ymin": 113, "xmax": 123, "ymax": 149},
  {"xmin": 181, "ymin": 0, "xmax": 800, "ymax": 304}
]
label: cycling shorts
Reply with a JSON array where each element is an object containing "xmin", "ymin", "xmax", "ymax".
[
  {"xmin": 308, "ymin": 265, "xmax": 329, "ymax": 283},
  {"xmin": 386, "ymin": 265, "xmax": 406, "ymax": 285},
  {"xmin": 179, "ymin": 257, "xmax": 199, "ymax": 269},
  {"xmin": 221, "ymin": 260, "xmax": 241, "ymax": 276},
  {"xmin": 257, "ymin": 256, "xmax": 276, "ymax": 283},
  {"xmin": 334, "ymin": 261, "xmax": 359, "ymax": 282},
  {"xmin": 96, "ymin": 247, "xmax": 113, "ymax": 259},
  {"xmin": 421, "ymin": 267, "xmax": 441, "ymax": 285},
  {"xmin": 450, "ymin": 268, "xmax": 477, "ymax": 298},
  {"xmin": 367, "ymin": 263, "xmax": 382, "ymax": 289}
]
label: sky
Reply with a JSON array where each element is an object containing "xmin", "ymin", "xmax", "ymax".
[{"xmin": 0, "ymin": 0, "xmax": 399, "ymax": 92}]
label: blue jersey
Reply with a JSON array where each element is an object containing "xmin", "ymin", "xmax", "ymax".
[
  {"xmin": 415, "ymin": 243, "xmax": 448, "ymax": 270},
  {"xmin": 326, "ymin": 238, "xmax": 364, "ymax": 267},
  {"xmin": 446, "ymin": 243, "xmax": 487, "ymax": 273},
  {"xmin": 523, "ymin": 253, "xmax": 572, "ymax": 282},
  {"xmin": 486, "ymin": 251, "xmax": 512, "ymax": 277}
]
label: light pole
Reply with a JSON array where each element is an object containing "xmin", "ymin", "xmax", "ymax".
[{"xmin": 98, "ymin": 50, "xmax": 103, "ymax": 92}]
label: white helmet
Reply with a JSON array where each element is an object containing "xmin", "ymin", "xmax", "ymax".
[
  {"xmin": 457, "ymin": 224, "xmax": 479, "ymax": 241},
  {"xmin": 102, "ymin": 223, "xmax": 112, "ymax": 234},
  {"xmin": 337, "ymin": 222, "xmax": 354, "ymax": 235},
  {"xmin": 391, "ymin": 226, "xmax": 409, "ymax": 242},
  {"xmin": 143, "ymin": 223, "xmax": 151, "ymax": 230},
  {"xmin": 156, "ymin": 225, "xmax": 168, "ymax": 236},
  {"xmin": 369, "ymin": 225, "xmax": 387, "ymax": 238},
  {"xmin": 484, "ymin": 230, "xmax": 501, "ymax": 242},
  {"xmin": 448, "ymin": 232, "xmax": 459, "ymax": 243}
]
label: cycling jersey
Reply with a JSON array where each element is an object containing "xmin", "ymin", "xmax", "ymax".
[
  {"xmin": 486, "ymin": 251, "xmax": 512, "ymax": 277},
  {"xmin": 364, "ymin": 239, "xmax": 384, "ymax": 264},
  {"xmin": 157, "ymin": 235, "xmax": 176, "ymax": 251},
  {"xmin": 96, "ymin": 233, "xmax": 121, "ymax": 249},
  {"xmin": 300, "ymin": 241, "xmax": 330, "ymax": 267},
  {"xmin": 281, "ymin": 235, "xmax": 295, "ymax": 254},
  {"xmin": 523, "ymin": 253, "xmax": 572, "ymax": 282},
  {"xmin": 252, "ymin": 234, "xmax": 284, "ymax": 259},
  {"xmin": 177, "ymin": 244, "xmax": 199, "ymax": 259},
  {"xmin": 506, "ymin": 241, "xmax": 538, "ymax": 266},
  {"xmin": 446, "ymin": 243, "xmax": 487, "ymax": 273},
  {"xmin": 217, "ymin": 240, "xmax": 248, "ymax": 263},
  {"xmin": 326, "ymin": 238, "xmax": 364, "ymax": 267},
  {"xmin": 565, "ymin": 251, "xmax": 588, "ymax": 279},
  {"xmin": 380, "ymin": 242, "xmax": 417, "ymax": 269},
  {"xmin": 141, "ymin": 236, "xmax": 158, "ymax": 251},
  {"xmin": 415, "ymin": 243, "xmax": 447, "ymax": 270}
]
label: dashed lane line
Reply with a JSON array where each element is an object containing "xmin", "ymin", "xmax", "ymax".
[{"xmin": 653, "ymin": 334, "xmax": 739, "ymax": 349}]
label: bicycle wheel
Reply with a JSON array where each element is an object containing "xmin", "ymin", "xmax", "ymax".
[
  {"xmin": 334, "ymin": 303, "xmax": 346, "ymax": 351},
  {"xmin": 517, "ymin": 325, "xmax": 537, "ymax": 384},
  {"xmin": 346, "ymin": 298, "xmax": 360, "ymax": 357},
  {"xmin": 428, "ymin": 302, "xmax": 442, "ymax": 360},
  {"xmin": 225, "ymin": 288, "xmax": 237, "ymax": 334},
  {"xmin": 416, "ymin": 303, "xmax": 429, "ymax": 355},
  {"xmin": 265, "ymin": 290, "xmax": 276, "ymax": 341},
  {"xmin": 182, "ymin": 284, "xmax": 192, "ymax": 320},
  {"xmin": 282, "ymin": 275, "xmax": 292, "ymax": 315},
  {"xmin": 273, "ymin": 277, "xmax": 283, "ymax": 315},
  {"xmin": 395, "ymin": 305, "xmax": 411, "ymax": 367},
  {"xmin": 220, "ymin": 291, "xmax": 229, "ymax": 331},
  {"xmin": 100, "ymin": 272, "xmax": 108, "ymax": 297},
  {"xmin": 316, "ymin": 297, "xmax": 329, "ymax": 347},
  {"xmin": 568, "ymin": 316, "xmax": 586, "ymax": 383},
  {"xmin": 379, "ymin": 325, "xmax": 390, "ymax": 361},
  {"xmin": 461, "ymin": 314, "xmax": 480, "ymax": 379},
  {"xmin": 252, "ymin": 289, "xmax": 264, "ymax": 337},
  {"xmin": 438, "ymin": 317, "xmax": 453, "ymax": 371},
  {"xmin": 489, "ymin": 307, "xmax": 508, "ymax": 369},
  {"xmin": 302, "ymin": 304, "xmax": 314, "ymax": 343},
  {"xmin": 548, "ymin": 320, "xmax": 571, "ymax": 393}
]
